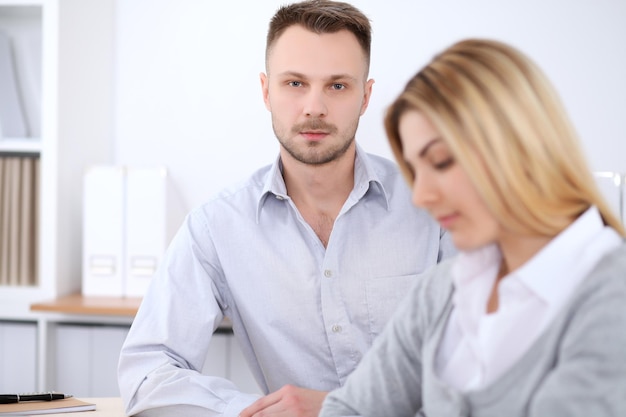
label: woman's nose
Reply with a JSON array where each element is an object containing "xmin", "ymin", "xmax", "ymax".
[{"xmin": 411, "ymin": 170, "xmax": 438, "ymax": 208}]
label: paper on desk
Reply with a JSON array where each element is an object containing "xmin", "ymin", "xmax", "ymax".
[{"xmin": 0, "ymin": 397, "xmax": 95, "ymax": 415}]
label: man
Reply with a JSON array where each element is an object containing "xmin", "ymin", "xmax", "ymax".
[{"xmin": 118, "ymin": 1, "xmax": 455, "ymax": 416}]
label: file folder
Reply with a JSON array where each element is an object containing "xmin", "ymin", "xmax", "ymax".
[
  {"xmin": 82, "ymin": 166, "xmax": 125, "ymax": 296},
  {"xmin": 82, "ymin": 165, "xmax": 184, "ymax": 297},
  {"xmin": 124, "ymin": 166, "xmax": 168, "ymax": 297}
]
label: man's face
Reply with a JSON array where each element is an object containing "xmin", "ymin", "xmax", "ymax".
[{"xmin": 260, "ymin": 25, "xmax": 374, "ymax": 165}]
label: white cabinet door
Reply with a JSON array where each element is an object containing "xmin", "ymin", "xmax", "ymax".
[
  {"xmin": 229, "ymin": 335, "xmax": 262, "ymax": 395},
  {"xmin": 53, "ymin": 324, "xmax": 261, "ymax": 397},
  {"xmin": 91, "ymin": 326, "xmax": 130, "ymax": 396},
  {"xmin": 55, "ymin": 324, "xmax": 129, "ymax": 397},
  {"xmin": 201, "ymin": 331, "xmax": 262, "ymax": 395},
  {"xmin": 0, "ymin": 321, "xmax": 37, "ymax": 392}
]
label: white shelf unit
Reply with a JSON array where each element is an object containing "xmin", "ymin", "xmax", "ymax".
[
  {"xmin": 0, "ymin": 0, "xmax": 114, "ymax": 315},
  {"xmin": 0, "ymin": 2, "xmax": 41, "ymax": 143},
  {"xmin": 0, "ymin": 137, "xmax": 41, "ymax": 153}
]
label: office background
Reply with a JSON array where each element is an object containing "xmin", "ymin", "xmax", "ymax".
[
  {"xmin": 114, "ymin": 0, "xmax": 626, "ymax": 215},
  {"xmin": 1, "ymin": 0, "xmax": 625, "ymax": 398}
]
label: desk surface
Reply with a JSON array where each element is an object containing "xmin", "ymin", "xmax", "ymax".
[{"xmin": 47, "ymin": 398, "xmax": 124, "ymax": 416}]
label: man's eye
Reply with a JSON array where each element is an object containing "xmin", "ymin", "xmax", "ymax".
[
  {"xmin": 288, "ymin": 81, "xmax": 302, "ymax": 87},
  {"xmin": 331, "ymin": 83, "xmax": 345, "ymax": 90}
]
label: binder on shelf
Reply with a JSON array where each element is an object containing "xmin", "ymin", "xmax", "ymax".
[
  {"xmin": 82, "ymin": 165, "xmax": 125, "ymax": 296},
  {"xmin": 0, "ymin": 156, "xmax": 38, "ymax": 286},
  {"xmin": 19, "ymin": 156, "xmax": 37, "ymax": 286},
  {"xmin": 7, "ymin": 157, "xmax": 19, "ymax": 286},
  {"xmin": 0, "ymin": 157, "xmax": 10, "ymax": 285},
  {"xmin": 82, "ymin": 165, "xmax": 185, "ymax": 297},
  {"xmin": 124, "ymin": 167, "xmax": 168, "ymax": 297},
  {"xmin": 0, "ymin": 30, "xmax": 27, "ymax": 138}
]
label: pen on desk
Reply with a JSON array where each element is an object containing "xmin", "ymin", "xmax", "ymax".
[{"xmin": 0, "ymin": 392, "xmax": 73, "ymax": 404}]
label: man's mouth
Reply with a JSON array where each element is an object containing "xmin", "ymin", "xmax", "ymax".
[{"xmin": 300, "ymin": 131, "xmax": 328, "ymax": 141}]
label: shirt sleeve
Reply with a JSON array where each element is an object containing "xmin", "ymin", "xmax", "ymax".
[{"xmin": 117, "ymin": 210, "xmax": 261, "ymax": 417}]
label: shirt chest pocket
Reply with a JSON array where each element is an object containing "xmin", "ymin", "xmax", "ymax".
[{"xmin": 365, "ymin": 273, "xmax": 420, "ymax": 341}]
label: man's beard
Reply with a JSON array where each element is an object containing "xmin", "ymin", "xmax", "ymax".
[{"xmin": 273, "ymin": 118, "xmax": 358, "ymax": 165}]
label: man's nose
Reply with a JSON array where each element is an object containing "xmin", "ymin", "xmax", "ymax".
[{"xmin": 303, "ymin": 89, "xmax": 328, "ymax": 118}]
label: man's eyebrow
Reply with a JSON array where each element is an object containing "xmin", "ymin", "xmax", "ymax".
[
  {"xmin": 327, "ymin": 74, "xmax": 358, "ymax": 82},
  {"xmin": 276, "ymin": 71, "xmax": 307, "ymax": 79},
  {"xmin": 276, "ymin": 71, "xmax": 358, "ymax": 83}
]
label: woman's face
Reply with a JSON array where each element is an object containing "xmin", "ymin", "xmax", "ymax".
[{"xmin": 398, "ymin": 110, "xmax": 501, "ymax": 251}]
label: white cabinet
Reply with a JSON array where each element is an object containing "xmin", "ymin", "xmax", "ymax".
[
  {"xmin": 20, "ymin": 294, "xmax": 262, "ymax": 396},
  {"xmin": 0, "ymin": 0, "xmax": 114, "ymax": 316},
  {"xmin": 55, "ymin": 323, "xmax": 129, "ymax": 397},
  {"xmin": 202, "ymin": 332, "xmax": 263, "ymax": 396},
  {"xmin": 52, "ymin": 325, "xmax": 261, "ymax": 398},
  {"xmin": 0, "ymin": 321, "xmax": 37, "ymax": 392}
]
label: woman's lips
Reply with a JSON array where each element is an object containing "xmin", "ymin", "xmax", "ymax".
[{"xmin": 437, "ymin": 213, "xmax": 459, "ymax": 229}]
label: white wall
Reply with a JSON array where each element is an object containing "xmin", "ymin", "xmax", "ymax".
[{"xmin": 114, "ymin": 0, "xmax": 626, "ymax": 214}]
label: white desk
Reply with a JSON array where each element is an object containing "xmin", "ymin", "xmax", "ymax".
[{"xmin": 46, "ymin": 398, "xmax": 125, "ymax": 417}]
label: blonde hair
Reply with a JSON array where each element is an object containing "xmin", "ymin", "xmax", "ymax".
[{"xmin": 385, "ymin": 38, "xmax": 625, "ymax": 237}]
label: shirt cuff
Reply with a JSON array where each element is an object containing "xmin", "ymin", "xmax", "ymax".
[{"xmin": 223, "ymin": 392, "xmax": 263, "ymax": 417}]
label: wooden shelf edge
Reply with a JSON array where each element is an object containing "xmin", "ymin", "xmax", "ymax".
[
  {"xmin": 30, "ymin": 293, "xmax": 141, "ymax": 317},
  {"xmin": 30, "ymin": 293, "xmax": 233, "ymax": 329}
]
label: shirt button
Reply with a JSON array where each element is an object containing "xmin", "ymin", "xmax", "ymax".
[
  {"xmin": 324, "ymin": 270, "xmax": 332, "ymax": 278},
  {"xmin": 331, "ymin": 325, "xmax": 342, "ymax": 333},
  {"xmin": 275, "ymin": 195, "xmax": 284, "ymax": 200}
]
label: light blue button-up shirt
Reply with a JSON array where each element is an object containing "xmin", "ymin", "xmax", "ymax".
[{"xmin": 118, "ymin": 145, "xmax": 456, "ymax": 416}]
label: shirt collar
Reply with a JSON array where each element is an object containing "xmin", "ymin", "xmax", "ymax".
[
  {"xmin": 255, "ymin": 144, "xmax": 390, "ymax": 223},
  {"xmin": 450, "ymin": 243, "xmax": 501, "ymax": 317},
  {"xmin": 514, "ymin": 206, "xmax": 617, "ymax": 303},
  {"xmin": 451, "ymin": 244, "xmax": 501, "ymax": 288},
  {"xmin": 450, "ymin": 206, "xmax": 620, "ymax": 306}
]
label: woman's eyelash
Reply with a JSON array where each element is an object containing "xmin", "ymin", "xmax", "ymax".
[{"xmin": 434, "ymin": 158, "xmax": 454, "ymax": 170}]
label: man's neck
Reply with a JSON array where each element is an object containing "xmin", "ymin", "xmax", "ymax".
[
  {"xmin": 282, "ymin": 147, "xmax": 355, "ymax": 211},
  {"xmin": 281, "ymin": 147, "xmax": 356, "ymax": 247}
]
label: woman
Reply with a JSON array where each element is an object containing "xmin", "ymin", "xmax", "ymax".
[{"xmin": 319, "ymin": 38, "xmax": 626, "ymax": 417}]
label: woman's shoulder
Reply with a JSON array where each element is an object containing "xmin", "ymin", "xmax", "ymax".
[
  {"xmin": 567, "ymin": 242, "xmax": 626, "ymax": 322},
  {"xmin": 587, "ymin": 242, "xmax": 626, "ymax": 287}
]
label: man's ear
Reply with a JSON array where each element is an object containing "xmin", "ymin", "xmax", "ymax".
[
  {"xmin": 260, "ymin": 72, "xmax": 271, "ymax": 111},
  {"xmin": 360, "ymin": 78, "xmax": 375, "ymax": 116}
]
